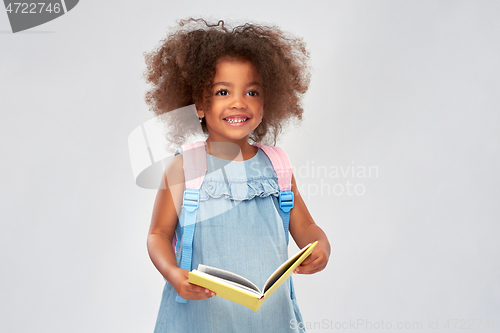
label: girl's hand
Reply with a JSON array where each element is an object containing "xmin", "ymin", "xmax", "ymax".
[
  {"xmin": 171, "ymin": 268, "xmax": 216, "ymax": 300},
  {"xmin": 294, "ymin": 241, "xmax": 329, "ymax": 275}
]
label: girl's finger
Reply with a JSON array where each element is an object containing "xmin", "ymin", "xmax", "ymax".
[
  {"xmin": 296, "ymin": 257, "xmax": 325, "ymax": 274},
  {"xmin": 203, "ymin": 288, "xmax": 216, "ymax": 297},
  {"xmin": 189, "ymin": 284, "xmax": 216, "ymax": 297},
  {"xmin": 184, "ymin": 288, "xmax": 216, "ymax": 300},
  {"xmin": 299, "ymin": 253, "xmax": 318, "ymax": 266},
  {"xmin": 189, "ymin": 284, "xmax": 209, "ymax": 294}
]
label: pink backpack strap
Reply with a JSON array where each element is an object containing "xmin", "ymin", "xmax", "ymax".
[
  {"xmin": 252, "ymin": 144, "xmax": 292, "ymax": 191},
  {"xmin": 252, "ymin": 143, "xmax": 294, "ymax": 218},
  {"xmin": 253, "ymin": 143, "xmax": 296, "ymax": 300},
  {"xmin": 182, "ymin": 141, "xmax": 208, "ymax": 190}
]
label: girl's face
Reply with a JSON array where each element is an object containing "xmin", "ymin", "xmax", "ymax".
[{"xmin": 198, "ymin": 58, "xmax": 264, "ymax": 143}]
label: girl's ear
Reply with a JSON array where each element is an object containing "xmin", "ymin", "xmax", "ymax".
[
  {"xmin": 195, "ymin": 97, "xmax": 205, "ymax": 118},
  {"xmin": 196, "ymin": 107, "xmax": 204, "ymax": 119}
]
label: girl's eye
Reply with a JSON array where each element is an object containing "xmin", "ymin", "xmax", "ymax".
[
  {"xmin": 247, "ymin": 90, "xmax": 259, "ymax": 97},
  {"xmin": 215, "ymin": 89, "xmax": 228, "ymax": 96}
]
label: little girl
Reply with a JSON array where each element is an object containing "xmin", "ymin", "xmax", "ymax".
[{"xmin": 143, "ymin": 18, "xmax": 330, "ymax": 332}]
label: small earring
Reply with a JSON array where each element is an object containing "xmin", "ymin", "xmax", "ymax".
[{"xmin": 199, "ymin": 117, "xmax": 203, "ymax": 123}]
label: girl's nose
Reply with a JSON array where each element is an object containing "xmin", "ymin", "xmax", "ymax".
[{"xmin": 230, "ymin": 94, "xmax": 246, "ymax": 109}]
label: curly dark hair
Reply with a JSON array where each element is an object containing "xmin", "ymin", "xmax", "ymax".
[{"xmin": 143, "ymin": 18, "xmax": 310, "ymax": 146}]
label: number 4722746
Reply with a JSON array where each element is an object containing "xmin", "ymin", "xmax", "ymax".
[
  {"xmin": 443, "ymin": 319, "xmax": 498, "ymax": 330},
  {"xmin": 6, "ymin": 3, "xmax": 62, "ymax": 14}
]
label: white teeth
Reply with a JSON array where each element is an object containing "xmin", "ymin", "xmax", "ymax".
[{"xmin": 225, "ymin": 118, "xmax": 248, "ymax": 123}]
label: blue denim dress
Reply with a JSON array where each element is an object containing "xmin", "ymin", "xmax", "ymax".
[{"xmin": 153, "ymin": 146, "xmax": 306, "ymax": 332}]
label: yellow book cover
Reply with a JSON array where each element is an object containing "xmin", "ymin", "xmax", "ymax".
[{"xmin": 188, "ymin": 241, "xmax": 318, "ymax": 312}]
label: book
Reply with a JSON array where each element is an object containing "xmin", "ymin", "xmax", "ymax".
[{"xmin": 188, "ymin": 241, "xmax": 318, "ymax": 311}]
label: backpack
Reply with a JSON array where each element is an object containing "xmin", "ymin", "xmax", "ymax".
[{"xmin": 172, "ymin": 141, "xmax": 295, "ymax": 303}]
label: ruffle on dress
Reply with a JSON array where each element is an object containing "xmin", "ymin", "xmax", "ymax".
[
  {"xmin": 198, "ymin": 177, "xmax": 280, "ymax": 201},
  {"xmin": 174, "ymin": 146, "xmax": 280, "ymax": 201}
]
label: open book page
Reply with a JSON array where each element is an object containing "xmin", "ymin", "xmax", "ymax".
[
  {"xmin": 262, "ymin": 242, "xmax": 316, "ymax": 293},
  {"xmin": 197, "ymin": 264, "xmax": 261, "ymax": 294},
  {"xmin": 189, "ymin": 241, "xmax": 318, "ymax": 312},
  {"xmin": 191, "ymin": 270, "xmax": 262, "ymax": 297}
]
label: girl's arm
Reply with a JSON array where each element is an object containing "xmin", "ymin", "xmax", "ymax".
[
  {"xmin": 289, "ymin": 173, "xmax": 331, "ymax": 274},
  {"xmin": 147, "ymin": 154, "xmax": 215, "ymax": 300}
]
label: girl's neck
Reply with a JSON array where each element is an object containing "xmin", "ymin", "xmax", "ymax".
[{"xmin": 205, "ymin": 136, "xmax": 258, "ymax": 161}]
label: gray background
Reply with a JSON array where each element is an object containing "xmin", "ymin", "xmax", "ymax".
[{"xmin": 1, "ymin": 0, "xmax": 499, "ymax": 332}]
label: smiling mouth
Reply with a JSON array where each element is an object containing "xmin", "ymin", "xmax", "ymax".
[{"xmin": 224, "ymin": 117, "xmax": 249, "ymax": 124}]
